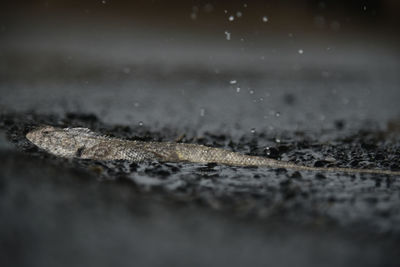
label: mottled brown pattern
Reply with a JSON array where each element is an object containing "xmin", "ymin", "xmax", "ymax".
[{"xmin": 26, "ymin": 126, "xmax": 400, "ymax": 176}]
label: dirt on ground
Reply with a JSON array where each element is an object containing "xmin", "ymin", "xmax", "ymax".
[{"xmin": 1, "ymin": 112, "xmax": 400, "ymax": 267}]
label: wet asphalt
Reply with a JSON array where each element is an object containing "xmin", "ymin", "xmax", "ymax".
[{"xmin": 1, "ymin": 10, "xmax": 400, "ymax": 267}]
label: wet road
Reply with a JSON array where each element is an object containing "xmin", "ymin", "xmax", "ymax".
[{"xmin": 1, "ymin": 8, "xmax": 400, "ymax": 267}]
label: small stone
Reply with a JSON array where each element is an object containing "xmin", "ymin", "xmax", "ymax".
[
  {"xmin": 334, "ymin": 120, "xmax": 345, "ymax": 130},
  {"xmin": 283, "ymin": 94, "xmax": 296, "ymax": 105},
  {"xmin": 314, "ymin": 160, "xmax": 330, "ymax": 167},
  {"xmin": 290, "ymin": 171, "xmax": 302, "ymax": 179},
  {"xmin": 275, "ymin": 168, "xmax": 288, "ymax": 175}
]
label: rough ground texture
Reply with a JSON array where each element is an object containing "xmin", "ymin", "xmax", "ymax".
[
  {"xmin": 1, "ymin": 112, "xmax": 400, "ymax": 267},
  {"xmin": 1, "ymin": 4, "xmax": 400, "ymax": 265}
]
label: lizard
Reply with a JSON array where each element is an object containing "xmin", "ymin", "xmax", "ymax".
[{"xmin": 25, "ymin": 125, "xmax": 400, "ymax": 176}]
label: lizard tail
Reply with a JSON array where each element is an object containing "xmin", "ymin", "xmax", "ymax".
[
  {"xmin": 242, "ymin": 155, "xmax": 400, "ymax": 176},
  {"xmin": 175, "ymin": 144, "xmax": 400, "ymax": 176},
  {"xmin": 247, "ymin": 156, "xmax": 400, "ymax": 176},
  {"xmin": 279, "ymin": 163, "xmax": 400, "ymax": 176}
]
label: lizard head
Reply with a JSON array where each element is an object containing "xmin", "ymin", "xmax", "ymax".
[{"xmin": 26, "ymin": 125, "xmax": 92, "ymax": 158}]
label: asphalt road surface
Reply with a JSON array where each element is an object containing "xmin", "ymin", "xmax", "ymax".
[{"xmin": 1, "ymin": 3, "xmax": 400, "ymax": 266}]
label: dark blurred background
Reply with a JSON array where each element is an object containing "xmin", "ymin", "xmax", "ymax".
[
  {"xmin": 2, "ymin": 0, "xmax": 399, "ymax": 36},
  {"xmin": 1, "ymin": 0, "xmax": 399, "ymax": 132}
]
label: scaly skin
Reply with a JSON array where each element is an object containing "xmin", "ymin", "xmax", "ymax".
[{"xmin": 26, "ymin": 125, "xmax": 400, "ymax": 176}]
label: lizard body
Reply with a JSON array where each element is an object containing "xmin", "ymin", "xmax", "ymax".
[{"xmin": 26, "ymin": 126, "xmax": 400, "ymax": 176}]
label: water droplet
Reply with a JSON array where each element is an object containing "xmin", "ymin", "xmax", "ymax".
[
  {"xmin": 250, "ymin": 128, "xmax": 256, "ymax": 134},
  {"xmin": 138, "ymin": 121, "xmax": 144, "ymax": 126},
  {"xmin": 298, "ymin": 49, "xmax": 304, "ymax": 54},
  {"xmin": 236, "ymin": 11, "xmax": 242, "ymax": 18},
  {"xmin": 229, "ymin": 79, "xmax": 237, "ymax": 84},
  {"xmin": 101, "ymin": 0, "xmax": 106, "ymax": 4},
  {"xmin": 262, "ymin": 16, "xmax": 268, "ymax": 22},
  {"xmin": 249, "ymin": 90, "xmax": 254, "ymax": 94},
  {"xmin": 133, "ymin": 102, "xmax": 140, "ymax": 108},
  {"xmin": 228, "ymin": 15, "xmax": 234, "ymax": 21},
  {"xmin": 224, "ymin": 31, "xmax": 231, "ymax": 40},
  {"xmin": 200, "ymin": 108, "xmax": 205, "ymax": 117},
  {"xmin": 363, "ymin": 5, "xmax": 367, "ymax": 11},
  {"xmin": 190, "ymin": 13, "xmax": 197, "ymax": 20},
  {"xmin": 224, "ymin": 9, "xmax": 228, "ymax": 14},
  {"xmin": 275, "ymin": 112, "xmax": 280, "ymax": 117},
  {"xmin": 243, "ymin": 3, "xmax": 248, "ymax": 8},
  {"xmin": 236, "ymin": 87, "xmax": 241, "ymax": 93},
  {"xmin": 275, "ymin": 138, "xmax": 281, "ymax": 143}
]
